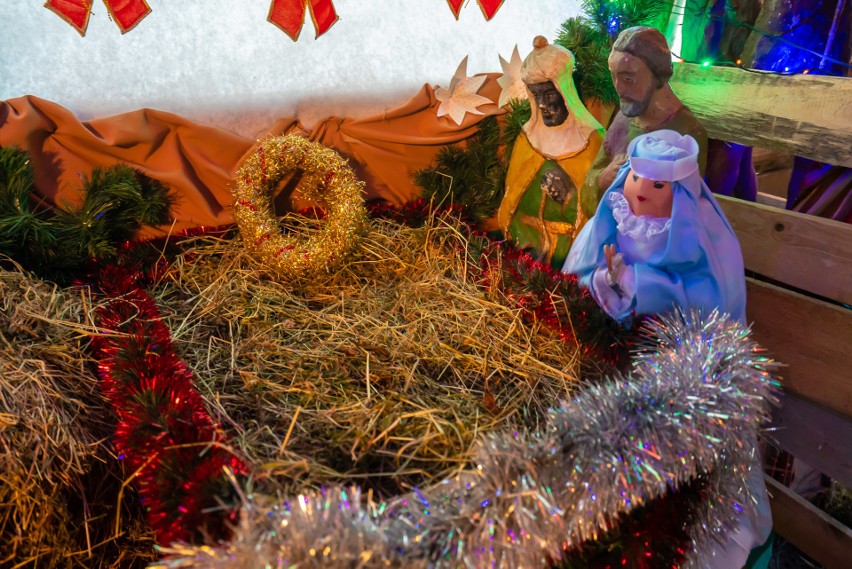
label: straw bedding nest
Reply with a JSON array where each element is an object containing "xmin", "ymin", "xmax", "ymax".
[
  {"xmin": 0, "ymin": 268, "xmax": 155, "ymax": 568},
  {"xmin": 152, "ymin": 211, "xmax": 589, "ymax": 496},
  {"xmin": 0, "ymin": 210, "xmax": 593, "ymax": 564}
]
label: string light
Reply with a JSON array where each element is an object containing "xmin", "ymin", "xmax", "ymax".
[{"xmin": 669, "ymin": 3, "xmax": 852, "ymax": 73}]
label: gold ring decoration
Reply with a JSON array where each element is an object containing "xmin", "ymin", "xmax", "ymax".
[{"xmin": 233, "ymin": 135, "xmax": 367, "ymax": 282}]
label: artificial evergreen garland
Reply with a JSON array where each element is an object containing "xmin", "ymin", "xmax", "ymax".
[
  {"xmin": 0, "ymin": 146, "xmax": 173, "ymax": 283},
  {"xmin": 555, "ymin": 17, "xmax": 619, "ymax": 106},
  {"xmin": 502, "ymin": 98, "xmax": 532, "ymax": 158},
  {"xmin": 580, "ymin": 0, "xmax": 672, "ymax": 39},
  {"xmin": 414, "ymin": 115, "xmax": 507, "ymax": 223}
]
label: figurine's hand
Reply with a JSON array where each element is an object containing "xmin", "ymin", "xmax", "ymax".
[
  {"xmin": 598, "ymin": 154, "xmax": 628, "ymax": 189},
  {"xmin": 604, "ymin": 244, "xmax": 625, "ymax": 284},
  {"xmin": 604, "ymin": 244, "xmax": 617, "ymax": 273},
  {"xmin": 541, "ymin": 168, "xmax": 576, "ymax": 204}
]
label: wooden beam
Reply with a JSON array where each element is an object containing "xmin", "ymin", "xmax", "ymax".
[
  {"xmin": 670, "ymin": 63, "xmax": 852, "ymax": 167},
  {"xmin": 745, "ymin": 278, "xmax": 852, "ymax": 418},
  {"xmin": 769, "ymin": 391, "xmax": 852, "ymax": 488},
  {"xmin": 765, "ymin": 475, "xmax": 852, "ymax": 569},
  {"xmin": 718, "ymin": 195, "xmax": 852, "ymax": 306}
]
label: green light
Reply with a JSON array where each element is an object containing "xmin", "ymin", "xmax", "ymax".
[{"xmin": 701, "ymin": 60, "xmax": 713, "ymax": 68}]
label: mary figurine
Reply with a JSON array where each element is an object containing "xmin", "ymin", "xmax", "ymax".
[
  {"xmin": 564, "ymin": 129, "xmax": 774, "ymax": 568},
  {"xmin": 563, "ymin": 129, "xmax": 746, "ymax": 325}
]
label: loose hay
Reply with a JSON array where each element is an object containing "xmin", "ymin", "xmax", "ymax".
[
  {"xmin": 153, "ymin": 212, "xmax": 588, "ymax": 496},
  {"xmin": 0, "ymin": 267, "xmax": 155, "ymax": 568}
]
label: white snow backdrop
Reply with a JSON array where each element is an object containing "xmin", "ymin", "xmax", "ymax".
[{"xmin": 1, "ymin": 1, "xmax": 581, "ymax": 137}]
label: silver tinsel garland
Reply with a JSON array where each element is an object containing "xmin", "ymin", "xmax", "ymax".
[{"xmin": 153, "ymin": 310, "xmax": 780, "ymax": 568}]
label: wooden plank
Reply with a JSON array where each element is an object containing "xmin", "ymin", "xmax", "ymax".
[
  {"xmin": 769, "ymin": 391, "xmax": 852, "ymax": 488},
  {"xmin": 670, "ymin": 63, "xmax": 852, "ymax": 167},
  {"xmin": 754, "ymin": 192, "xmax": 785, "ymax": 210},
  {"xmin": 745, "ymin": 278, "xmax": 852, "ymax": 418},
  {"xmin": 765, "ymin": 475, "xmax": 852, "ymax": 569},
  {"xmin": 718, "ymin": 195, "xmax": 852, "ymax": 305}
]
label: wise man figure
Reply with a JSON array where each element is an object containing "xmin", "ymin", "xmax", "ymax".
[
  {"xmin": 580, "ymin": 26, "xmax": 709, "ymax": 220},
  {"xmin": 497, "ymin": 36, "xmax": 605, "ymax": 268}
]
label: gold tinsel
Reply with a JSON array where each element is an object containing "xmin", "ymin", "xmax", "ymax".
[{"xmin": 232, "ymin": 135, "xmax": 368, "ymax": 282}]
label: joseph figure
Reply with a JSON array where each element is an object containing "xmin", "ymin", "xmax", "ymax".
[
  {"xmin": 581, "ymin": 26, "xmax": 709, "ymax": 220},
  {"xmin": 497, "ymin": 36, "xmax": 605, "ymax": 268}
]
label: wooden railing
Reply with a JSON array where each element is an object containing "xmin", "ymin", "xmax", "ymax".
[{"xmin": 672, "ymin": 63, "xmax": 852, "ymax": 569}]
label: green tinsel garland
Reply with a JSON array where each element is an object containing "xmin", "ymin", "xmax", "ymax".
[{"xmin": 0, "ymin": 146, "xmax": 173, "ymax": 283}]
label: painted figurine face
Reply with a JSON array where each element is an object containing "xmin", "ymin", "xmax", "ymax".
[
  {"xmin": 608, "ymin": 51, "xmax": 658, "ymax": 118},
  {"xmin": 623, "ymin": 169, "xmax": 673, "ymax": 218},
  {"xmin": 528, "ymin": 81, "xmax": 569, "ymax": 126}
]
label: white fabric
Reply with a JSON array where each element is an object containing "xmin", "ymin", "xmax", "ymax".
[
  {"xmin": 627, "ymin": 129, "xmax": 700, "ymax": 182},
  {"xmin": 607, "ymin": 192, "xmax": 672, "ymax": 241},
  {"xmin": 705, "ymin": 446, "xmax": 774, "ymax": 569},
  {"xmin": 592, "ymin": 265, "xmax": 635, "ymax": 316}
]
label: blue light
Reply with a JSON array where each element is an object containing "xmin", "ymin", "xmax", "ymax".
[{"xmin": 750, "ymin": 2, "xmax": 846, "ymax": 75}]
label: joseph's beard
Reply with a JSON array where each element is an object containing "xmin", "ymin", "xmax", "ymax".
[{"xmin": 620, "ymin": 98, "xmax": 649, "ymax": 117}]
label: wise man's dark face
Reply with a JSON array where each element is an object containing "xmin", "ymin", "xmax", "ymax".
[{"xmin": 528, "ymin": 81, "xmax": 569, "ymax": 126}]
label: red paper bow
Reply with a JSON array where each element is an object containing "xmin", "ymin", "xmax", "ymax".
[
  {"xmin": 446, "ymin": 0, "xmax": 505, "ymax": 20},
  {"xmin": 268, "ymin": 0, "xmax": 339, "ymax": 41},
  {"xmin": 45, "ymin": 0, "xmax": 151, "ymax": 36}
]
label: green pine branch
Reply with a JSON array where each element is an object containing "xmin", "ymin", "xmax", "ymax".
[
  {"xmin": 502, "ymin": 98, "xmax": 532, "ymax": 158},
  {"xmin": 554, "ymin": 0, "xmax": 671, "ymax": 106},
  {"xmin": 0, "ymin": 146, "xmax": 174, "ymax": 283},
  {"xmin": 556, "ymin": 17, "xmax": 619, "ymax": 106},
  {"xmin": 414, "ymin": 115, "xmax": 506, "ymax": 222},
  {"xmin": 581, "ymin": 0, "xmax": 671, "ymax": 39}
]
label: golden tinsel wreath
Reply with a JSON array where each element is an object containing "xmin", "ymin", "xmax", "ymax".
[{"xmin": 232, "ymin": 135, "xmax": 368, "ymax": 282}]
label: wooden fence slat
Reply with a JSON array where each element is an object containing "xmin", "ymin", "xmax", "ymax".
[
  {"xmin": 670, "ymin": 63, "xmax": 852, "ymax": 167},
  {"xmin": 745, "ymin": 278, "xmax": 852, "ymax": 418},
  {"xmin": 765, "ymin": 476, "xmax": 852, "ymax": 569},
  {"xmin": 769, "ymin": 391, "xmax": 852, "ymax": 488},
  {"xmin": 719, "ymin": 195, "xmax": 852, "ymax": 306}
]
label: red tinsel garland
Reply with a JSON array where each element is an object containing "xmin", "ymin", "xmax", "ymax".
[{"xmin": 91, "ymin": 259, "xmax": 247, "ymax": 545}]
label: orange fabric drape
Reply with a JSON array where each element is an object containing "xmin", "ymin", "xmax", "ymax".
[{"xmin": 0, "ymin": 77, "xmax": 502, "ymax": 237}]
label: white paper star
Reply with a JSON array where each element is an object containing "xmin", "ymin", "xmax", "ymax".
[
  {"xmin": 435, "ymin": 56, "xmax": 493, "ymax": 125},
  {"xmin": 497, "ymin": 45, "xmax": 527, "ymax": 108}
]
